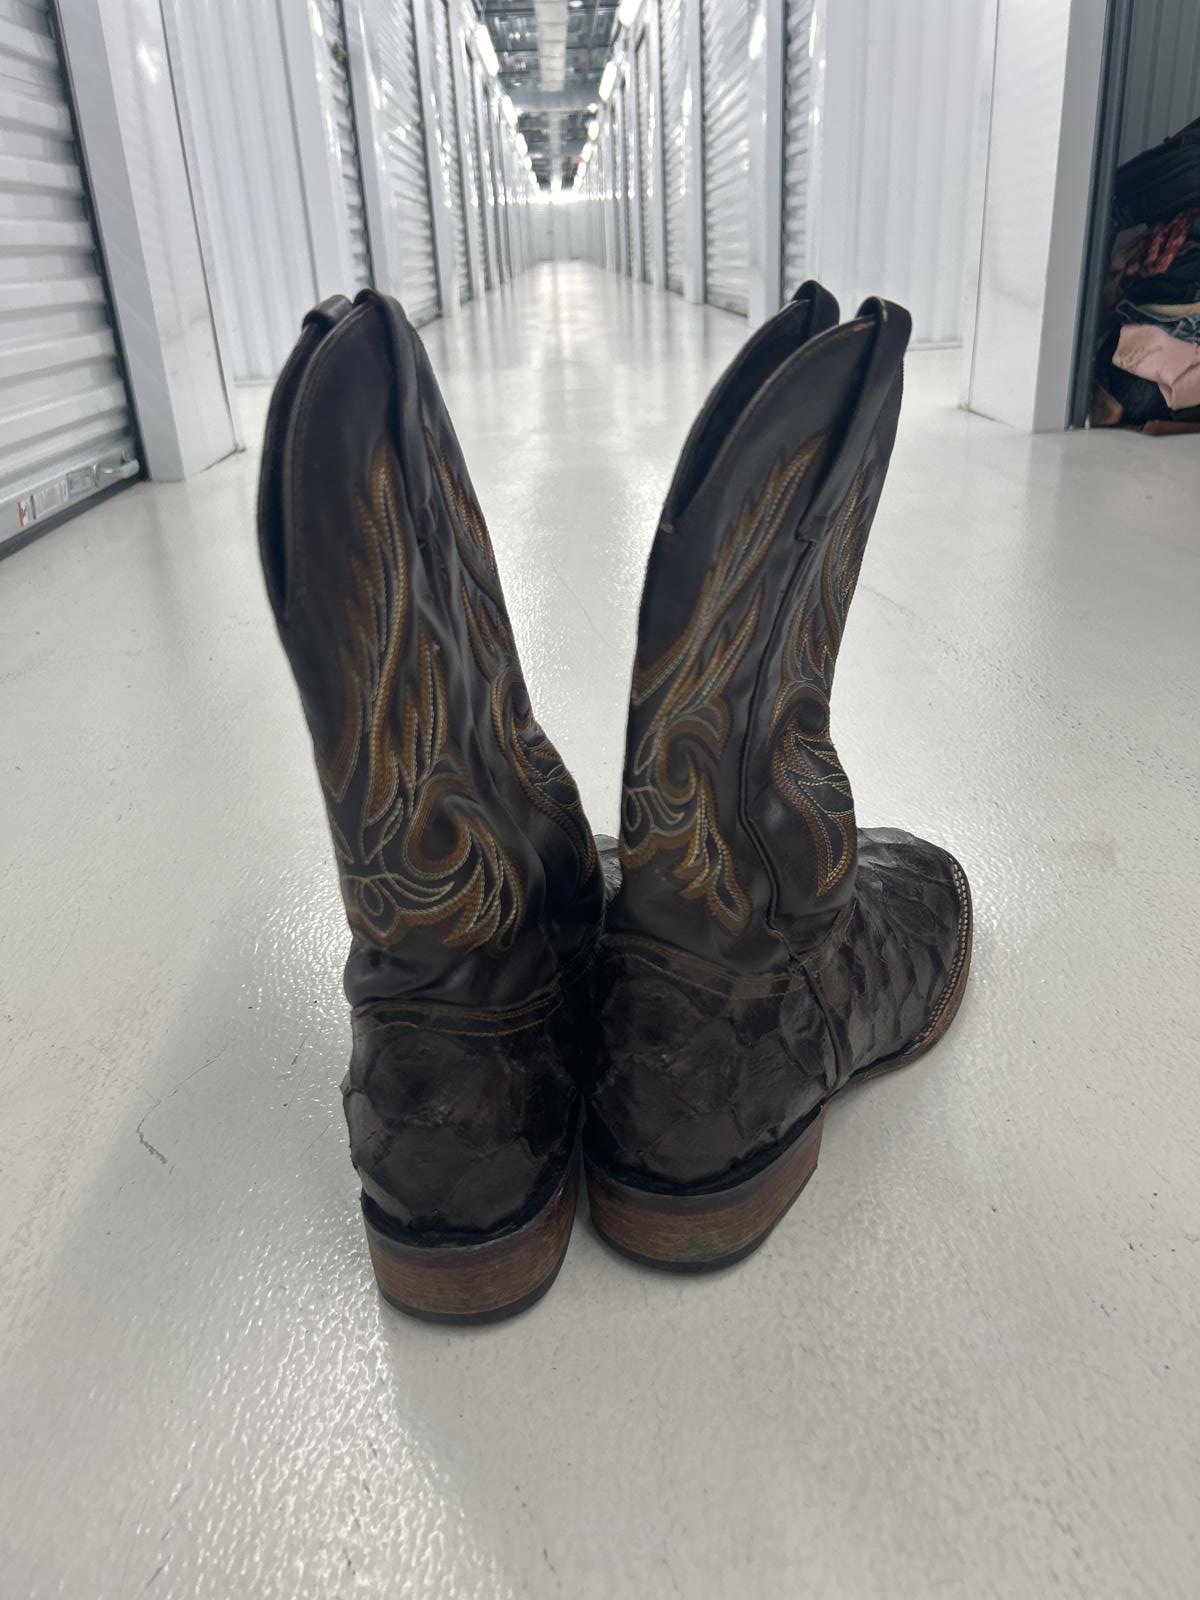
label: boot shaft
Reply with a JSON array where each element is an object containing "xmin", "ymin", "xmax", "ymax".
[
  {"xmin": 613, "ymin": 296, "xmax": 911, "ymax": 971},
  {"xmin": 258, "ymin": 292, "xmax": 602, "ymax": 1010}
]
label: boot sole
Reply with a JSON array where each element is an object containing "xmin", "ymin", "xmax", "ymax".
[
  {"xmin": 586, "ymin": 874, "xmax": 973, "ymax": 1271},
  {"xmin": 361, "ymin": 1151, "xmax": 579, "ymax": 1323}
]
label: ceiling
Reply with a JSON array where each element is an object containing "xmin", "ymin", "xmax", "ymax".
[{"xmin": 478, "ymin": 0, "xmax": 619, "ymax": 188}]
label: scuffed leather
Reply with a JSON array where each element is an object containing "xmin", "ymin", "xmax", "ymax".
[
  {"xmin": 592, "ymin": 285, "xmax": 972, "ymax": 1190},
  {"xmin": 258, "ymin": 291, "xmax": 603, "ymax": 1233},
  {"xmin": 344, "ymin": 977, "xmax": 589, "ymax": 1234},
  {"xmin": 589, "ymin": 829, "xmax": 969, "ymax": 1187}
]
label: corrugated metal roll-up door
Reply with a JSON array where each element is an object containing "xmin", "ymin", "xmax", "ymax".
[
  {"xmin": 701, "ymin": 0, "xmax": 749, "ymax": 313},
  {"xmin": 659, "ymin": 0, "xmax": 685, "ymax": 293},
  {"xmin": 604, "ymin": 114, "xmax": 618, "ymax": 272},
  {"xmin": 492, "ymin": 105, "xmax": 512, "ymax": 282},
  {"xmin": 622, "ymin": 73, "xmax": 638, "ymax": 276},
  {"xmin": 615, "ymin": 88, "xmax": 631, "ymax": 274},
  {"xmin": 782, "ymin": 0, "xmax": 814, "ymax": 296},
  {"xmin": 0, "ymin": 0, "xmax": 139, "ymax": 551},
  {"xmin": 635, "ymin": 30, "xmax": 653, "ymax": 282},
  {"xmin": 364, "ymin": 0, "xmax": 439, "ymax": 322},
  {"xmin": 456, "ymin": 34, "xmax": 482, "ymax": 293},
  {"xmin": 317, "ymin": 0, "xmax": 373, "ymax": 291},
  {"xmin": 469, "ymin": 57, "xmax": 495, "ymax": 288},
  {"xmin": 429, "ymin": 0, "xmax": 469, "ymax": 301}
]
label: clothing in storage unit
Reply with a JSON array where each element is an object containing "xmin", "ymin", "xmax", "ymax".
[
  {"xmin": 782, "ymin": 0, "xmax": 815, "ymax": 295},
  {"xmin": 316, "ymin": 0, "xmax": 373, "ymax": 292},
  {"xmin": 659, "ymin": 0, "xmax": 686, "ymax": 294},
  {"xmin": 0, "ymin": 0, "xmax": 139, "ymax": 551},
  {"xmin": 1090, "ymin": 118, "xmax": 1200, "ymax": 430},
  {"xmin": 700, "ymin": 0, "xmax": 749, "ymax": 313},
  {"xmin": 428, "ymin": 0, "xmax": 469, "ymax": 302},
  {"xmin": 362, "ymin": 0, "xmax": 440, "ymax": 322}
]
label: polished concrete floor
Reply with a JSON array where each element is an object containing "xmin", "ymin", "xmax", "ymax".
[{"xmin": 2, "ymin": 263, "xmax": 1198, "ymax": 1599}]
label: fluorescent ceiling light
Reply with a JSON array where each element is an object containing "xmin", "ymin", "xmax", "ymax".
[
  {"xmin": 616, "ymin": 0, "xmax": 641, "ymax": 27},
  {"xmin": 474, "ymin": 23, "xmax": 499, "ymax": 78},
  {"xmin": 580, "ymin": 143, "xmax": 592, "ymax": 164},
  {"xmin": 587, "ymin": 118, "xmax": 599, "ymax": 141},
  {"xmin": 598, "ymin": 61, "xmax": 617, "ymax": 102},
  {"xmin": 515, "ymin": 132, "xmax": 528, "ymax": 156},
  {"xmin": 501, "ymin": 94, "xmax": 518, "ymax": 128}
]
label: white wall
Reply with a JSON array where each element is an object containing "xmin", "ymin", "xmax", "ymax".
[
  {"xmin": 169, "ymin": 0, "xmax": 318, "ymax": 382},
  {"xmin": 813, "ymin": 0, "xmax": 985, "ymax": 344},
  {"xmin": 575, "ymin": 0, "xmax": 986, "ymax": 345},
  {"xmin": 961, "ymin": 0, "xmax": 1109, "ymax": 432},
  {"xmin": 57, "ymin": 0, "xmax": 240, "ymax": 478}
]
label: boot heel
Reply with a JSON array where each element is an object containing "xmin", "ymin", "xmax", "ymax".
[
  {"xmin": 362, "ymin": 1153, "xmax": 579, "ymax": 1324},
  {"xmin": 585, "ymin": 1109, "xmax": 825, "ymax": 1270}
]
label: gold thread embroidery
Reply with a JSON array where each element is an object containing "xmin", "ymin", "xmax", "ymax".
[
  {"xmin": 318, "ymin": 442, "xmax": 523, "ymax": 951},
  {"xmin": 619, "ymin": 442, "xmax": 823, "ymax": 934},
  {"xmin": 768, "ymin": 466, "xmax": 870, "ymax": 897},
  {"xmin": 430, "ymin": 438, "xmax": 599, "ymax": 886}
]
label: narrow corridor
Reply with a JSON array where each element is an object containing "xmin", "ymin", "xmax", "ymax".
[{"xmin": 1, "ymin": 264, "xmax": 1198, "ymax": 1597}]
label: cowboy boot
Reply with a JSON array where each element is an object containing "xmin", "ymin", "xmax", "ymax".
[
  {"xmin": 258, "ymin": 291, "xmax": 604, "ymax": 1321},
  {"xmin": 585, "ymin": 285, "xmax": 973, "ymax": 1268}
]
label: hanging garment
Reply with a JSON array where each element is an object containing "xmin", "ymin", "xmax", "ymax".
[
  {"xmin": 1115, "ymin": 115, "xmax": 1200, "ymax": 227},
  {"xmin": 1113, "ymin": 324, "xmax": 1200, "ymax": 410},
  {"xmin": 1122, "ymin": 208, "xmax": 1200, "ymax": 279}
]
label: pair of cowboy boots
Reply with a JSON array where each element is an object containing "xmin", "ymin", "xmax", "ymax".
[{"xmin": 258, "ymin": 283, "xmax": 972, "ymax": 1323}]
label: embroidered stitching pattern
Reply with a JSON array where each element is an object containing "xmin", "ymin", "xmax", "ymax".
[
  {"xmin": 318, "ymin": 442, "xmax": 524, "ymax": 952},
  {"xmin": 430, "ymin": 437, "xmax": 599, "ymax": 887},
  {"xmin": 768, "ymin": 465, "xmax": 871, "ymax": 898},
  {"xmin": 619, "ymin": 442, "xmax": 823, "ymax": 934}
]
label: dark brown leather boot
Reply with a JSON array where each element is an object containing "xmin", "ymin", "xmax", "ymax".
[
  {"xmin": 585, "ymin": 283, "xmax": 973, "ymax": 1268},
  {"xmin": 258, "ymin": 291, "xmax": 604, "ymax": 1321}
]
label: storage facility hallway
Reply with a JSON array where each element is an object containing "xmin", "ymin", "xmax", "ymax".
[
  {"xmin": 3, "ymin": 257, "xmax": 1199, "ymax": 1596},
  {"xmin": 4, "ymin": 0, "xmax": 1200, "ymax": 1594}
]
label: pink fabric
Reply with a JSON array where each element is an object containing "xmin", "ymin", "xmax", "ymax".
[{"xmin": 1114, "ymin": 323, "xmax": 1200, "ymax": 410}]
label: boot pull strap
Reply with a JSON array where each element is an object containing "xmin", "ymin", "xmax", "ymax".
[
  {"xmin": 790, "ymin": 278, "xmax": 840, "ymax": 330},
  {"xmin": 807, "ymin": 297, "xmax": 912, "ymax": 526},
  {"xmin": 303, "ymin": 295, "xmax": 355, "ymax": 333}
]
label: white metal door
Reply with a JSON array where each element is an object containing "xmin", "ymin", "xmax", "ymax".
[
  {"xmin": 0, "ymin": 0, "xmax": 139, "ymax": 550},
  {"xmin": 622, "ymin": 72, "xmax": 640, "ymax": 277},
  {"xmin": 615, "ymin": 87, "xmax": 631, "ymax": 274},
  {"xmin": 429, "ymin": 0, "xmax": 469, "ymax": 301},
  {"xmin": 362, "ymin": 0, "xmax": 439, "ymax": 321},
  {"xmin": 469, "ymin": 57, "xmax": 496, "ymax": 288},
  {"xmin": 701, "ymin": 0, "xmax": 749, "ymax": 313},
  {"xmin": 659, "ymin": 0, "xmax": 685, "ymax": 293},
  {"xmin": 318, "ymin": 0, "xmax": 373, "ymax": 291},
  {"xmin": 782, "ymin": 0, "xmax": 814, "ymax": 296},
  {"xmin": 635, "ymin": 29, "xmax": 653, "ymax": 284}
]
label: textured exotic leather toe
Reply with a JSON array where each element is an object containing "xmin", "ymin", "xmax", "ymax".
[{"xmin": 807, "ymin": 828, "xmax": 971, "ymax": 1080}]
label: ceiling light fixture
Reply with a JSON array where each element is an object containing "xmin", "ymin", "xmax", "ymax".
[
  {"xmin": 501, "ymin": 94, "xmax": 518, "ymax": 128},
  {"xmin": 474, "ymin": 23, "xmax": 499, "ymax": 78},
  {"xmin": 598, "ymin": 61, "xmax": 617, "ymax": 102},
  {"xmin": 587, "ymin": 118, "xmax": 599, "ymax": 141},
  {"xmin": 616, "ymin": 0, "xmax": 641, "ymax": 28},
  {"xmin": 515, "ymin": 132, "xmax": 528, "ymax": 156}
]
